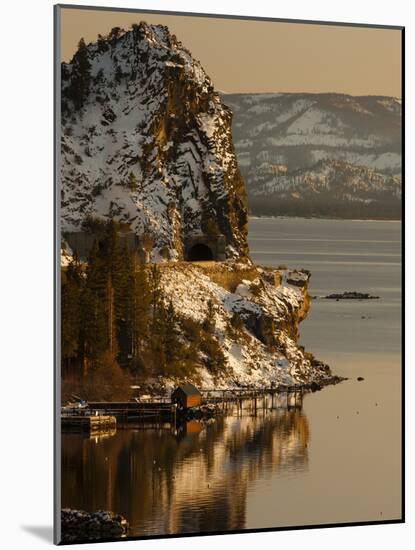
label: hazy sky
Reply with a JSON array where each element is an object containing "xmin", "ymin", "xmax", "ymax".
[{"xmin": 59, "ymin": 7, "xmax": 402, "ymax": 97}]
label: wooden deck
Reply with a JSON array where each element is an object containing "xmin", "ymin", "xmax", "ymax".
[
  {"xmin": 200, "ymin": 386, "xmax": 305, "ymax": 401},
  {"xmin": 61, "ymin": 385, "xmax": 308, "ymax": 431},
  {"xmin": 199, "ymin": 387, "xmax": 304, "ymax": 411},
  {"xmin": 61, "ymin": 414, "xmax": 117, "ymax": 432}
]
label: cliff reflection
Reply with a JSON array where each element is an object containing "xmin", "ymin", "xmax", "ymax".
[{"xmin": 62, "ymin": 397, "xmax": 309, "ymax": 536}]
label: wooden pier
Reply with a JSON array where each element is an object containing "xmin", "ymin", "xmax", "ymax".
[
  {"xmin": 87, "ymin": 401, "xmax": 177, "ymax": 424},
  {"xmin": 61, "ymin": 401, "xmax": 178, "ymax": 432},
  {"xmin": 61, "ymin": 414, "xmax": 117, "ymax": 432},
  {"xmin": 200, "ymin": 386, "xmax": 305, "ymax": 410},
  {"xmin": 174, "ymin": 384, "xmax": 306, "ymax": 415},
  {"xmin": 61, "ymin": 385, "xmax": 309, "ymax": 431}
]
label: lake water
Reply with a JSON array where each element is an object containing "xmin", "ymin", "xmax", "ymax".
[{"xmin": 61, "ymin": 217, "xmax": 402, "ymax": 536}]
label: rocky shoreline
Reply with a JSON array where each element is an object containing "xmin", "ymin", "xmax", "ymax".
[{"xmin": 61, "ymin": 509, "xmax": 129, "ymax": 542}]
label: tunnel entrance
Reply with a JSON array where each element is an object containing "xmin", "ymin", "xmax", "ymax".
[{"xmin": 188, "ymin": 243, "xmax": 214, "ymax": 261}]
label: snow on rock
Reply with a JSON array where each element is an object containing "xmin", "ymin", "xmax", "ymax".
[
  {"xmin": 246, "ymin": 159, "xmax": 401, "ymax": 204},
  {"xmin": 159, "ymin": 263, "xmax": 333, "ymax": 389},
  {"xmin": 59, "ymin": 26, "xmax": 338, "ymax": 389},
  {"xmin": 61, "ymin": 23, "xmax": 248, "ymax": 261},
  {"xmin": 223, "ymin": 92, "xmax": 401, "ymax": 215},
  {"xmin": 235, "ymin": 281, "xmax": 252, "ymax": 298},
  {"xmin": 61, "ymin": 240, "xmax": 74, "ymax": 267}
]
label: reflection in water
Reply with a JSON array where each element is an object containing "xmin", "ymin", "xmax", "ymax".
[
  {"xmin": 62, "ymin": 396, "xmax": 309, "ymax": 537},
  {"xmin": 61, "ymin": 218, "xmax": 401, "ymax": 535}
]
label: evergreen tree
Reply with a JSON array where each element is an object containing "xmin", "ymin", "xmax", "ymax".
[
  {"xmin": 108, "ymin": 27, "xmax": 122, "ymax": 40},
  {"xmin": 115, "ymin": 64, "xmax": 123, "ymax": 83},
  {"xmin": 149, "ymin": 264, "xmax": 163, "ymax": 315},
  {"xmin": 148, "ymin": 264, "xmax": 167, "ymax": 373},
  {"xmin": 97, "ymin": 33, "xmax": 107, "ymax": 53},
  {"xmin": 200, "ymin": 335, "xmax": 227, "ymax": 375},
  {"xmin": 62, "ymin": 219, "xmax": 202, "ymax": 383},
  {"xmin": 127, "ymin": 171, "xmax": 137, "ymax": 191},
  {"xmin": 164, "ymin": 300, "xmax": 181, "ymax": 369},
  {"xmin": 68, "ymin": 38, "xmax": 91, "ymax": 110},
  {"xmin": 61, "ymin": 257, "xmax": 82, "ymax": 371},
  {"xmin": 203, "ymin": 299, "xmax": 216, "ymax": 333},
  {"xmin": 133, "ymin": 261, "xmax": 151, "ymax": 358},
  {"xmin": 105, "ymin": 221, "xmax": 124, "ymax": 318},
  {"xmin": 151, "ymin": 302, "xmax": 167, "ymax": 375},
  {"xmin": 80, "ymin": 241, "xmax": 109, "ymax": 366},
  {"xmin": 115, "ymin": 244, "xmax": 136, "ymax": 363}
]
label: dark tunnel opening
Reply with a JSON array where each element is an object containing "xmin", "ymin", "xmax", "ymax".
[{"xmin": 188, "ymin": 243, "xmax": 214, "ymax": 261}]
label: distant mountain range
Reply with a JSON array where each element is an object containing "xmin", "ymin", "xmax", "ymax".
[{"xmin": 222, "ymin": 93, "xmax": 402, "ymax": 219}]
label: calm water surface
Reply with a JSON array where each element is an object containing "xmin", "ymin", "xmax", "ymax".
[{"xmin": 62, "ymin": 217, "xmax": 402, "ymax": 535}]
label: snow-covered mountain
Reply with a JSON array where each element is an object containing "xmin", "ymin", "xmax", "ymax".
[
  {"xmin": 61, "ymin": 23, "xmax": 248, "ymax": 260},
  {"xmin": 223, "ymin": 93, "xmax": 402, "ymax": 218},
  {"xmin": 60, "ymin": 25, "xmax": 341, "ymax": 388}
]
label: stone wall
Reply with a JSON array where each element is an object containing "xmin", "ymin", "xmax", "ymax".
[{"xmin": 193, "ymin": 262, "xmax": 259, "ymax": 292}]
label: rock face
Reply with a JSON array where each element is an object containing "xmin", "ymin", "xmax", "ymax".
[
  {"xmin": 156, "ymin": 263, "xmax": 335, "ymax": 389},
  {"xmin": 60, "ymin": 24, "xmax": 340, "ymax": 389},
  {"xmin": 223, "ymin": 92, "xmax": 402, "ymax": 218},
  {"xmin": 61, "ymin": 508, "xmax": 129, "ymax": 542},
  {"xmin": 61, "ymin": 23, "xmax": 248, "ymax": 261}
]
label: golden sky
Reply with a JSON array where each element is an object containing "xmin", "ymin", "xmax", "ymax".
[{"xmin": 59, "ymin": 7, "xmax": 402, "ymax": 97}]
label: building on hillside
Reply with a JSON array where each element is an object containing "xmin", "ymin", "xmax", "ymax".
[{"xmin": 171, "ymin": 383, "xmax": 202, "ymax": 409}]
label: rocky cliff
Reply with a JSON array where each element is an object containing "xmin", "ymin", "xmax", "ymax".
[
  {"xmin": 153, "ymin": 263, "xmax": 333, "ymax": 389},
  {"xmin": 61, "ymin": 23, "xmax": 248, "ymax": 261},
  {"xmin": 60, "ymin": 24, "xmax": 338, "ymax": 389}
]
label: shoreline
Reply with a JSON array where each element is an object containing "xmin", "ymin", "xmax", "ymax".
[{"xmin": 248, "ymin": 215, "xmax": 401, "ymax": 223}]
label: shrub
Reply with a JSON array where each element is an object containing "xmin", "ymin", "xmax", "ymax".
[
  {"xmin": 159, "ymin": 246, "xmax": 170, "ymax": 260},
  {"xmin": 230, "ymin": 312, "xmax": 244, "ymax": 331},
  {"xmin": 200, "ymin": 334, "xmax": 227, "ymax": 375},
  {"xmin": 202, "ymin": 299, "xmax": 215, "ymax": 333},
  {"xmin": 92, "ymin": 183, "xmax": 103, "ymax": 197},
  {"xmin": 250, "ymin": 281, "xmax": 263, "ymax": 297},
  {"xmin": 180, "ymin": 316, "xmax": 202, "ymax": 344},
  {"xmin": 83, "ymin": 352, "xmax": 132, "ymax": 401}
]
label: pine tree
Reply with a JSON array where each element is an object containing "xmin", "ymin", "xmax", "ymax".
[
  {"xmin": 164, "ymin": 300, "xmax": 181, "ymax": 369},
  {"xmin": 115, "ymin": 244, "xmax": 136, "ymax": 363},
  {"xmin": 203, "ymin": 299, "xmax": 216, "ymax": 333},
  {"xmin": 61, "ymin": 257, "xmax": 82, "ymax": 372},
  {"xmin": 115, "ymin": 64, "xmax": 123, "ymax": 83},
  {"xmin": 147, "ymin": 264, "xmax": 167, "ymax": 373},
  {"xmin": 108, "ymin": 27, "xmax": 122, "ymax": 40},
  {"xmin": 149, "ymin": 264, "xmax": 163, "ymax": 315},
  {"xmin": 105, "ymin": 222, "xmax": 123, "ymax": 318},
  {"xmin": 127, "ymin": 171, "xmax": 137, "ymax": 191},
  {"xmin": 151, "ymin": 303, "xmax": 166, "ymax": 375},
  {"xmin": 133, "ymin": 261, "xmax": 151, "ymax": 358},
  {"xmin": 97, "ymin": 33, "xmax": 107, "ymax": 53},
  {"xmin": 80, "ymin": 241, "xmax": 109, "ymax": 368},
  {"xmin": 68, "ymin": 38, "xmax": 91, "ymax": 110}
]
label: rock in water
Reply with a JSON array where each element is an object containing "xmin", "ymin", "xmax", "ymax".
[
  {"xmin": 61, "ymin": 23, "xmax": 248, "ymax": 261},
  {"xmin": 61, "ymin": 508, "xmax": 129, "ymax": 542}
]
